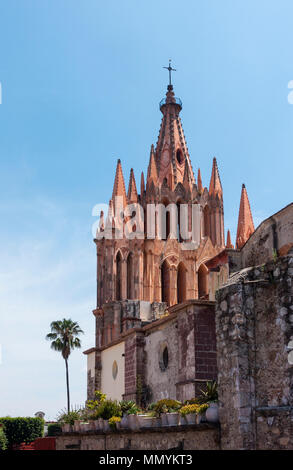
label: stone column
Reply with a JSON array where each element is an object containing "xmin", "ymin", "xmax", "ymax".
[
  {"xmin": 121, "ymin": 258, "xmax": 127, "ymax": 300},
  {"xmin": 169, "ymin": 265, "xmax": 177, "ymax": 306}
]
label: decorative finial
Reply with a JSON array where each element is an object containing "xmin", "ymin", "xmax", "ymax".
[{"xmin": 163, "ymin": 59, "xmax": 176, "ymax": 86}]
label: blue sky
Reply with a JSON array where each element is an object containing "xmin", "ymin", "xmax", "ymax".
[{"xmin": 0, "ymin": 0, "xmax": 292, "ymax": 420}]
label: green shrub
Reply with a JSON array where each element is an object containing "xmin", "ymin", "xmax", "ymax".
[
  {"xmin": 47, "ymin": 423, "xmax": 62, "ymax": 436},
  {"xmin": 0, "ymin": 417, "xmax": 44, "ymax": 447},
  {"xmin": 0, "ymin": 426, "xmax": 7, "ymax": 450},
  {"xmin": 92, "ymin": 400, "xmax": 122, "ymax": 420}
]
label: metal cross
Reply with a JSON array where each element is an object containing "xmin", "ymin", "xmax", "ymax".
[{"xmin": 163, "ymin": 59, "xmax": 176, "ymax": 86}]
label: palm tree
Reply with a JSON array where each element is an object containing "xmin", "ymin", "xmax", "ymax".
[{"xmin": 46, "ymin": 318, "xmax": 84, "ymax": 413}]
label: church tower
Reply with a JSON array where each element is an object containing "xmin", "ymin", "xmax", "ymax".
[{"xmin": 92, "ymin": 76, "xmax": 226, "ymax": 352}]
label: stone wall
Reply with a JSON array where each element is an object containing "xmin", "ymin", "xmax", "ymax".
[
  {"xmin": 216, "ymin": 253, "xmax": 293, "ymax": 450},
  {"xmin": 56, "ymin": 424, "xmax": 220, "ymax": 451},
  {"xmin": 241, "ymin": 203, "xmax": 293, "ymax": 268}
]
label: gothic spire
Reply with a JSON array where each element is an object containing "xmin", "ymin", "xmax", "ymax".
[
  {"xmin": 127, "ymin": 168, "xmax": 138, "ymax": 203},
  {"xmin": 183, "ymin": 158, "xmax": 192, "ymax": 192},
  {"xmin": 226, "ymin": 229, "xmax": 234, "ymax": 249},
  {"xmin": 197, "ymin": 168, "xmax": 203, "ymax": 193},
  {"xmin": 147, "ymin": 144, "xmax": 158, "ymax": 186},
  {"xmin": 140, "ymin": 171, "xmax": 145, "ymax": 196},
  {"xmin": 154, "ymin": 84, "xmax": 195, "ymax": 187},
  {"xmin": 236, "ymin": 184, "xmax": 255, "ymax": 249},
  {"xmin": 112, "ymin": 159, "xmax": 127, "ymax": 207},
  {"xmin": 209, "ymin": 157, "xmax": 223, "ymax": 198}
]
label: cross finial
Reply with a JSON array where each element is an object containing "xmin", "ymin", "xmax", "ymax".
[{"xmin": 163, "ymin": 59, "xmax": 176, "ymax": 86}]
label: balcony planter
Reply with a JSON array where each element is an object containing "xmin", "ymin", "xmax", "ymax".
[
  {"xmin": 128, "ymin": 414, "xmax": 139, "ymax": 431},
  {"xmin": 185, "ymin": 413, "xmax": 196, "ymax": 425},
  {"xmin": 73, "ymin": 420, "xmax": 81, "ymax": 432},
  {"xmin": 89, "ymin": 421, "xmax": 96, "ymax": 431},
  {"xmin": 103, "ymin": 420, "xmax": 110, "ymax": 432},
  {"xmin": 206, "ymin": 402, "xmax": 219, "ymax": 423},
  {"xmin": 120, "ymin": 415, "xmax": 129, "ymax": 429},
  {"xmin": 166, "ymin": 412, "xmax": 179, "ymax": 426},
  {"xmin": 152, "ymin": 417, "xmax": 161, "ymax": 428},
  {"xmin": 137, "ymin": 415, "xmax": 153, "ymax": 428},
  {"xmin": 179, "ymin": 415, "xmax": 187, "ymax": 426},
  {"xmin": 160, "ymin": 413, "xmax": 168, "ymax": 426},
  {"xmin": 80, "ymin": 422, "xmax": 90, "ymax": 432},
  {"xmin": 93, "ymin": 420, "xmax": 100, "ymax": 431},
  {"xmin": 62, "ymin": 423, "xmax": 72, "ymax": 433}
]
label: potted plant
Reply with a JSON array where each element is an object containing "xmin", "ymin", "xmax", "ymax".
[
  {"xmin": 92, "ymin": 399, "xmax": 122, "ymax": 432},
  {"xmin": 200, "ymin": 381, "xmax": 219, "ymax": 423},
  {"xmin": 180, "ymin": 404, "xmax": 208, "ymax": 425},
  {"xmin": 57, "ymin": 409, "xmax": 82, "ymax": 433},
  {"xmin": 109, "ymin": 416, "xmax": 121, "ymax": 431},
  {"xmin": 103, "ymin": 420, "xmax": 110, "ymax": 432},
  {"xmin": 137, "ymin": 412, "xmax": 154, "ymax": 428},
  {"xmin": 120, "ymin": 401, "xmax": 141, "ymax": 431},
  {"xmin": 153, "ymin": 399, "xmax": 181, "ymax": 427},
  {"xmin": 119, "ymin": 401, "xmax": 138, "ymax": 429},
  {"xmin": 147, "ymin": 403, "xmax": 161, "ymax": 427}
]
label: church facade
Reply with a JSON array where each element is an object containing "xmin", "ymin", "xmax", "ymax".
[{"xmin": 84, "ymin": 81, "xmax": 255, "ymax": 403}]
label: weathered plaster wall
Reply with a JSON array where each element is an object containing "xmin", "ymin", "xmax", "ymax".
[
  {"xmin": 144, "ymin": 317, "xmax": 178, "ymax": 402},
  {"xmin": 216, "ymin": 253, "xmax": 293, "ymax": 450},
  {"xmin": 56, "ymin": 425, "xmax": 220, "ymax": 450},
  {"xmin": 101, "ymin": 342, "xmax": 125, "ymax": 401}
]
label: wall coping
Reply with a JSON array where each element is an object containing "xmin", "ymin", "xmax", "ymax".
[{"xmin": 59, "ymin": 422, "xmax": 219, "ymax": 437}]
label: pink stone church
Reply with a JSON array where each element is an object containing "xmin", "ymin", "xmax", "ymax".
[{"xmin": 84, "ymin": 78, "xmax": 255, "ymax": 404}]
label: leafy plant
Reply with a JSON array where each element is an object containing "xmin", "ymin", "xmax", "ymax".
[
  {"xmin": 153, "ymin": 399, "xmax": 182, "ymax": 417},
  {"xmin": 184, "ymin": 397, "xmax": 202, "ymax": 405},
  {"xmin": 46, "ymin": 318, "xmax": 84, "ymax": 413},
  {"xmin": 199, "ymin": 381, "xmax": 218, "ymax": 403},
  {"xmin": 57, "ymin": 409, "xmax": 82, "ymax": 426},
  {"xmin": 85, "ymin": 390, "xmax": 106, "ymax": 419},
  {"xmin": 92, "ymin": 400, "xmax": 122, "ymax": 420},
  {"xmin": 179, "ymin": 403, "xmax": 208, "ymax": 416},
  {"xmin": 108, "ymin": 416, "xmax": 121, "ymax": 429},
  {"xmin": 0, "ymin": 417, "xmax": 44, "ymax": 447},
  {"xmin": 0, "ymin": 426, "xmax": 7, "ymax": 450},
  {"xmin": 119, "ymin": 401, "xmax": 139, "ymax": 415}
]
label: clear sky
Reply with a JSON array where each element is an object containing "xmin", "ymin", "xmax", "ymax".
[{"xmin": 0, "ymin": 0, "xmax": 292, "ymax": 420}]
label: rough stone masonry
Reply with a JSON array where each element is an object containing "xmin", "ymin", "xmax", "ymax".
[{"xmin": 216, "ymin": 251, "xmax": 293, "ymax": 450}]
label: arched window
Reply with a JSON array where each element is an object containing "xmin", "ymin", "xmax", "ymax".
[
  {"xmin": 177, "ymin": 201, "xmax": 183, "ymax": 242},
  {"xmin": 176, "ymin": 149, "xmax": 183, "ymax": 164},
  {"xmin": 160, "ymin": 199, "xmax": 171, "ymax": 240},
  {"xmin": 161, "ymin": 260, "xmax": 170, "ymax": 305},
  {"xmin": 177, "ymin": 262, "xmax": 187, "ymax": 304},
  {"xmin": 198, "ymin": 263, "xmax": 209, "ymax": 299},
  {"xmin": 116, "ymin": 251, "xmax": 122, "ymax": 300},
  {"xmin": 127, "ymin": 252, "xmax": 134, "ymax": 299},
  {"xmin": 203, "ymin": 206, "xmax": 210, "ymax": 238}
]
